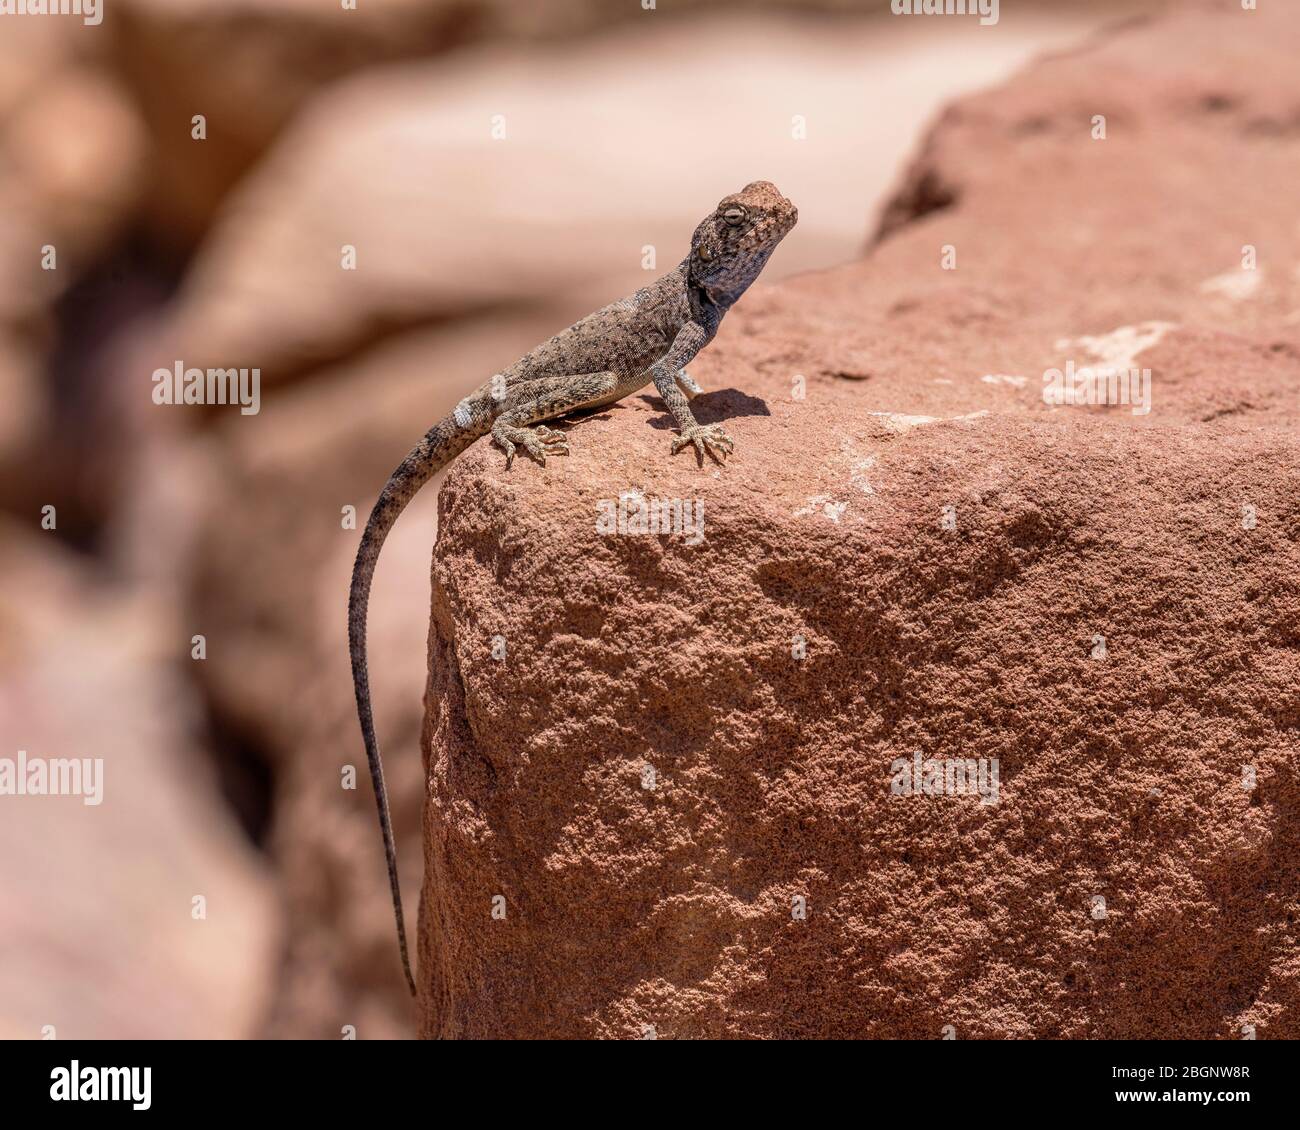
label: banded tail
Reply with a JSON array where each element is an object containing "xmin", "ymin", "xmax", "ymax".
[{"xmin": 348, "ymin": 410, "xmax": 487, "ymax": 996}]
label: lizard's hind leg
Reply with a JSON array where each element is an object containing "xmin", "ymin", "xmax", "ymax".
[{"xmin": 492, "ymin": 371, "xmax": 618, "ymax": 468}]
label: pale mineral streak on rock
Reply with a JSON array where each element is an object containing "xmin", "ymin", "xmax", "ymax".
[
  {"xmin": 794, "ymin": 495, "xmax": 849, "ymax": 522},
  {"xmin": 848, "ymin": 454, "xmax": 878, "ymax": 495},
  {"xmin": 1200, "ymin": 269, "xmax": 1263, "ymax": 302},
  {"xmin": 1053, "ymin": 322, "xmax": 1179, "ymax": 371},
  {"xmin": 868, "ymin": 409, "xmax": 990, "ymax": 433}
]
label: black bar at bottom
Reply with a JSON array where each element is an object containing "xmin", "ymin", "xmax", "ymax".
[{"xmin": 0, "ymin": 1037, "xmax": 1293, "ymax": 1116}]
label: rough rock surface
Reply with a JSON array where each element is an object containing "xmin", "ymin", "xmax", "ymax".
[{"xmin": 418, "ymin": 0, "xmax": 1300, "ymax": 1038}]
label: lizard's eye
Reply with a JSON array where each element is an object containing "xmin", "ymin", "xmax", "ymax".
[
  {"xmin": 722, "ymin": 206, "xmax": 747, "ymax": 227},
  {"xmin": 697, "ymin": 245, "xmax": 714, "ymax": 261}
]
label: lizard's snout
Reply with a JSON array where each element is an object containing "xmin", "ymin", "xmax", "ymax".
[
  {"xmin": 770, "ymin": 195, "xmax": 798, "ymax": 239},
  {"xmin": 738, "ymin": 180, "xmax": 797, "ymax": 234}
]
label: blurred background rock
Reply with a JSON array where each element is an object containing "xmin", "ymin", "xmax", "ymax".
[{"xmin": 0, "ymin": 0, "xmax": 1150, "ymax": 1038}]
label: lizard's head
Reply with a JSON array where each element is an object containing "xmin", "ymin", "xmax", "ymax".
[{"xmin": 687, "ymin": 181, "xmax": 798, "ymax": 308}]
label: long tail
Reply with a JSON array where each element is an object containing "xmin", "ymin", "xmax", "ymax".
[{"xmin": 348, "ymin": 413, "xmax": 485, "ymax": 996}]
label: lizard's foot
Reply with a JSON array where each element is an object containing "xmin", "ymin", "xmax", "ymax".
[
  {"xmin": 493, "ymin": 422, "xmax": 569, "ymax": 469},
  {"xmin": 671, "ymin": 423, "xmax": 734, "ymax": 465},
  {"xmin": 676, "ymin": 371, "xmax": 703, "ymax": 400}
]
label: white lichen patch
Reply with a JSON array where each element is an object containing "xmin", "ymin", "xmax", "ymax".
[{"xmin": 1200, "ymin": 269, "xmax": 1263, "ymax": 302}]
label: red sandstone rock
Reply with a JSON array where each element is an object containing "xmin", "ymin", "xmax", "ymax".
[{"xmin": 417, "ymin": 0, "xmax": 1300, "ymax": 1038}]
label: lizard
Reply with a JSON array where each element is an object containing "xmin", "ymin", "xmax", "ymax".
[{"xmin": 348, "ymin": 180, "xmax": 798, "ymax": 995}]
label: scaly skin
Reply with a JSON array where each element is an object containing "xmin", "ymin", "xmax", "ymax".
[{"xmin": 349, "ymin": 181, "xmax": 798, "ymax": 995}]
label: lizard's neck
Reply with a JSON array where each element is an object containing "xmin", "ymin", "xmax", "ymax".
[{"xmin": 677, "ymin": 259, "xmax": 728, "ymax": 331}]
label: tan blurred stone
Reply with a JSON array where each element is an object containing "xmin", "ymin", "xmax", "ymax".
[
  {"xmin": 0, "ymin": 521, "xmax": 279, "ymax": 1039},
  {"xmin": 0, "ymin": 13, "xmax": 145, "ymax": 321},
  {"xmin": 111, "ymin": 0, "xmax": 972, "ymax": 242},
  {"xmin": 110, "ymin": 0, "xmax": 675, "ymax": 245},
  {"xmin": 4, "ymin": 68, "xmax": 146, "ymax": 267},
  {"xmin": 0, "ymin": 43, "xmax": 148, "ymax": 525},
  {"xmin": 0, "ymin": 333, "xmax": 44, "ymax": 472}
]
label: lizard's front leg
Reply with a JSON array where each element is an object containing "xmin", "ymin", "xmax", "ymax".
[
  {"xmin": 651, "ymin": 323, "xmax": 734, "ymax": 465},
  {"xmin": 491, "ymin": 371, "xmax": 616, "ymax": 468}
]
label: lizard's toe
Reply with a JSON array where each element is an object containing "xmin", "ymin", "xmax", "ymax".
[
  {"xmin": 496, "ymin": 423, "xmax": 568, "ymax": 468},
  {"xmin": 672, "ymin": 424, "xmax": 734, "ymax": 465},
  {"xmin": 523, "ymin": 434, "xmax": 570, "ymax": 465},
  {"xmin": 533, "ymin": 426, "xmax": 570, "ymax": 458}
]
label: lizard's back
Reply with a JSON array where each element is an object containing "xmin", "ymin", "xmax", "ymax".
[{"xmin": 507, "ymin": 271, "xmax": 691, "ymax": 387}]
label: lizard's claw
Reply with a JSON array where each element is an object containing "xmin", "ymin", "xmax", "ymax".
[
  {"xmin": 532, "ymin": 425, "xmax": 569, "ymax": 450},
  {"xmin": 497, "ymin": 424, "xmax": 569, "ymax": 468},
  {"xmin": 671, "ymin": 423, "xmax": 734, "ymax": 465}
]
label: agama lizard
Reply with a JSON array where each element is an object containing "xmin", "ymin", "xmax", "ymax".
[{"xmin": 348, "ymin": 181, "xmax": 798, "ymax": 995}]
